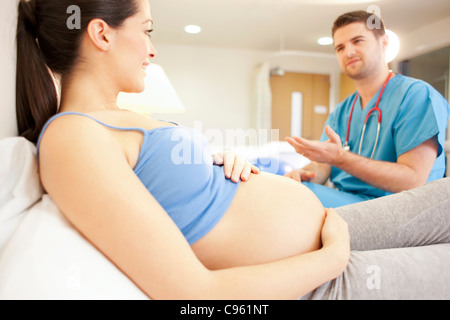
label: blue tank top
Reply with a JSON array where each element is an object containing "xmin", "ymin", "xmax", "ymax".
[{"xmin": 37, "ymin": 112, "xmax": 240, "ymax": 244}]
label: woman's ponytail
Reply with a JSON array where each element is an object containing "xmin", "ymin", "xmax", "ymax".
[
  {"xmin": 16, "ymin": 0, "xmax": 58, "ymax": 144},
  {"xmin": 15, "ymin": 0, "xmax": 139, "ymax": 144}
]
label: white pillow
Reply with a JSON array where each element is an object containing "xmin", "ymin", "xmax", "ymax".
[
  {"xmin": 0, "ymin": 137, "xmax": 148, "ymax": 299},
  {"xmin": 0, "ymin": 137, "xmax": 42, "ymax": 254}
]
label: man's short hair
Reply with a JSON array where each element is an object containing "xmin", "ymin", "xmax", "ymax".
[{"xmin": 332, "ymin": 10, "xmax": 386, "ymax": 38}]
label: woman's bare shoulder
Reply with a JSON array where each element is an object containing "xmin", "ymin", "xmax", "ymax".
[
  {"xmin": 39, "ymin": 113, "xmax": 123, "ymax": 158},
  {"xmin": 38, "ymin": 114, "xmax": 128, "ymax": 189}
]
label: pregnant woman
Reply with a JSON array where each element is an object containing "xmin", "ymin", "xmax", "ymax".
[{"xmin": 16, "ymin": 0, "xmax": 450, "ymax": 299}]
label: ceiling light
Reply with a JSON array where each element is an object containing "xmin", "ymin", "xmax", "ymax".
[
  {"xmin": 385, "ymin": 29, "xmax": 400, "ymax": 63},
  {"xmin": 317, "ymin": 37, "xmax": 333, "ymax": 46},
  {"xmin": 184, "ymin": 25, "xmax": 202, "ymax": 34}
]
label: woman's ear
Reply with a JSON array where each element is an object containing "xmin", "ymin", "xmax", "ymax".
[{"xmin": 86, "ymin": 19, "xmax": 114, "ymax": 51}]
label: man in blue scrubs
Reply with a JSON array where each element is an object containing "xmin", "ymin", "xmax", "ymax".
[{"xmin": 285, "ymin": 10, "xmax": 450, "ymax": 208}]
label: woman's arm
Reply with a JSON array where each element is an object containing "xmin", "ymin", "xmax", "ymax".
[{"xmin": 39, "ymin": 116, "xmax": 349, "ymax": 300}]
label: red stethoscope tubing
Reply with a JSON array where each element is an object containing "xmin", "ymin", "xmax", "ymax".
[{"xmin": 344, "ymin": 71, "xmax": 393, "ymax": 158}]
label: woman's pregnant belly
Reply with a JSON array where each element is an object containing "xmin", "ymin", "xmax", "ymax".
[{"xmin": 191, "ymin": 172, "xmax": 325, "ymax": 270}]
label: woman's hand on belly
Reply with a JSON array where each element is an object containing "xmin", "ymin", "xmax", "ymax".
[
  {"xmin": 212, "ymin": 152, "xmax": 260, "ymax": 183},
  {"xmin": 321, "ymin": 208, "xmax": 350, "ymax": 265}
]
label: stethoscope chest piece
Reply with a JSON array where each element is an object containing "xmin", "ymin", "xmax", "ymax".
[{"xmin": 343, "ymin": 143, "xmax": 350, "ymax": 152}]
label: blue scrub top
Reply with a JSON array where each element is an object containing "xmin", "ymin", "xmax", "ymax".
[{"xmin": 321, "ymin": 74, "xmax": 450, "ymax": 198}]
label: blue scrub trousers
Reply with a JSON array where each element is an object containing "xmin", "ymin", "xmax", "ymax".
[{"xmin": 303, "ymin": 182, "xmax": 376, "ymax": 208}]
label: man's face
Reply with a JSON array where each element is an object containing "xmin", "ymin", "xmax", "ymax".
[{"xmin": 333, "ymin": 22, "xmax": 387, "ymax": 80}]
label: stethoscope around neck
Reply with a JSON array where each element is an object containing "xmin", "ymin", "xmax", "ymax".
[{"xmin": 343, "ymin": 71, "xmax": 393, "ymax": 159}]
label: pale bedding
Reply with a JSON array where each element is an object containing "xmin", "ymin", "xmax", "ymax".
[{"xmin": 0, "ymin": 137, "xmax": 148, "ymax": 299}]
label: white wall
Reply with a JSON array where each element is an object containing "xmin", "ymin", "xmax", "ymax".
[
  {"xmin": 151, "ymin": 43, "xmax": 342, "ymax": 138},
  {"xmin": 394, "ymin": 16, "xmax": 450, "ymax": 62},
  {"xmin": 0, "ymin": 0, "xmax": 19, "ymax": 139},
  {"xmin": 151, "ymin": 44, "xmax": 266, "ymax": 133}
]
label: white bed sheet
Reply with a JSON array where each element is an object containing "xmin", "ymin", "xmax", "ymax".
[{"xmin": 0, "ymin": 137, "xmax": 148, "ymax": 300}]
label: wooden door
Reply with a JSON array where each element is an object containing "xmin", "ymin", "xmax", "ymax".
[
  {"xmin": 270, "ymin": 72, "xmax": 330, "ymax": 141},
  {"xmin": 339, "ymin": 72, "xmax": 357, "ymax": 102}
]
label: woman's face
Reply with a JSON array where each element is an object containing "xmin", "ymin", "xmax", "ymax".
[{"xmin": 111, "ymin": 0, "xmax": 157, "ymax": 93}]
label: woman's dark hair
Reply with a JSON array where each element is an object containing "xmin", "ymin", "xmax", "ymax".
[
  {"xmin": 331, "ymin": 10, "xmax": 385, "ymax": 39},
  {"xmin": 16, "ymin": 0, "xmax": 139, "ymax": 143}
]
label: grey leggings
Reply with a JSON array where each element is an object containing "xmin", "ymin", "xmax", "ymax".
[{"xmin": 300, "ymin": 178, "xmax": 450, "ymax": 300}]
